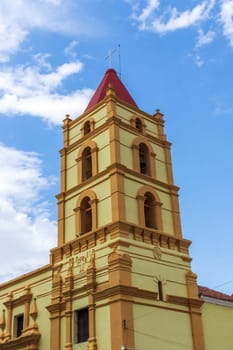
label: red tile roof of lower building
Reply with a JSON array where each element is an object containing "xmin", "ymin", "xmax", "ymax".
[
  {"xmin": 84, "ymin": 68, "xmax": 138, "ymax": 112},
  {"xmin": 199, "ymin": 285, "xmax": 233, "ymax": 302}
]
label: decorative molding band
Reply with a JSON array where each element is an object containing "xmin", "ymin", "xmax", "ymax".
[{"xmin": 50, "ymin": 221, "xmax": 191, "ymax": 264}]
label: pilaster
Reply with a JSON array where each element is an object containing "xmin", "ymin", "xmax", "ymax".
[
  {"xmin": 186, "ymin": 270, "xmax": 205, "ymax": 350},
  {"xmin": 108, "ymin": 249, "xmax": 135, "ymax": 350}
]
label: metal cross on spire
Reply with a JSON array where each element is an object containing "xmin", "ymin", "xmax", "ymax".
[{"xmin": 105, "ymin": 48, "xmax": 116, "ymax": 68}]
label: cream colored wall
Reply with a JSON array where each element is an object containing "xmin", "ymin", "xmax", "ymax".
[
  {"xmin": 66, "ymin": 130, "xmax": 110, "ymax": 191},
  {"xmin": 123, "ymin": 176, "xmax": 175, "ymax": 235},
  {"xmin": 202, "ymin": 301, "xmax": 233, "ymax": 350},
  {"xmin": 145, "ymin": 118, "xmax": 159, "ymax": 138},
  {"xmin": 73, "ymin": 341, "xmax": 88, "ymax": 350},
  {"xmin": 64, "ymin": 176, "xmax": 112, "ymax": 242},
  {"xmin": 96, "ymin": 305, "xmax": 111, "ymax": 350},
  {"xmin": 66, "ymin": 150, "xmax": 78, "ymax": 190},
  {"xmin": 133, "ymin": 304, "xmax": 193, "ymax": 350},
  {"xmin": 116, "ymin": 105, "xmax": 135, "ymax": 123},
  {"xmin": 119, "ymin": 129, "xmax": 167, "ymax": 183},
  {"xmin": 125, "ymin": 243, "xmax": 189, "ymax": 298},
  {"xmin": 119, "ymin": 129, "xmax": 134, "ymax": 169},
  {"xmin": 69, "ymin": 106, "xmax": 107, "ymax": 145},
  {"xmin": 152, "ymin": 144, "xmax": 168, "ymax": 183},
  {"xmin": 93, "ymin": 131, "xmax": 110, "ymax": 172},
  {"xmin": 0, "ymin": 267, "xmax": 52, "ymax": 348},
  {"xmin": 116, "ymin": 105, "xmax": 159, "ymax": 138}
]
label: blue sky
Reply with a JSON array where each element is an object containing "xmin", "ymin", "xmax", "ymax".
[{"xmin": 0, "ymin": 0, "xmax": 232, "ymax": 294}]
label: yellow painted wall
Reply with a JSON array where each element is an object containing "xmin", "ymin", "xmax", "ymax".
[
  {"xmin": 129, "ymin": 246, "xmax": 188, "ymax": 298},
  {"xmin": 133, "ymin": 304, "xmax": 193, "ymax": 350},
  {"xmin": 64, "ymin": 176, "xmax": 112, "ymax": 241},
  {"xmin": 66, "ymin": 151, "xmax": 78, "ymax": 190},
  {"xmin": 119, "ymin": 129, "xmax": 134, "ymax": 170},
  {"xmin": 116, "ymin": 105, "xmax": 136, "ymax": 123},
  {"xmin": 69, "ymin": 106, "xmax": 107, "ymax": 145},
  {"xmin": 125, "ymin": 195, "xmax": 138, "ymax": 225},
  {"xmin": 152, "ymin": 144, "xmax": 168, "ymax": 183},
  {"xmin": 93, "ymin": 131, "xmax": 110, "ymax": 172},
  {"xmin": 145, "ymin": 118, "xmax": 159, "ymax": 137},
  {"xmin": 202, "ymin": 301, "xmax": 233, "ymax": 350},
  {"xmin": 66, "ymin": 129, "xmax": 110, "ymax": 192},
  {"xmin": 96, "ymin": 305, "xmax": 111, "ymax": 350},
  {"xmin": 116, "ymin": 104, "xmax": 159, "ymax": 137},
  {"xmin": 119, "ymin": 129, "xmax": 165, "ymax": 179},
  {"xmin": 123, "ymin": 176, "xmax": 174, "ymax": 235},
  {"xmin": 0, "ymin": 268, "xmax": 52, "ymax": 348}
]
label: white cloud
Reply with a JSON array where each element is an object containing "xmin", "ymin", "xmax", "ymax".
[
  {"xmin": 133, "ymin": 0, "xmax": 160, "ymax": 29},
  {"xmin": 0, "ymin": 143, "xmax": 57, "ymax": 281},
  {"xmin": 0, "ymin": 90, "xmax": 93, "ymax": 124},
  {"xmin": 0, "ymin": 60, "xmax": 93, "ymax": 124},
  {"xmin": 194, "ymin": 54, "xmax": 205, "ymax": 66},
  {"xmin": 0, "ymin": 60, "xmax": 84, "ymax": 95},
  {"xmin": 129, "ymin": 1, "xmax": 215, "ymax": 33},
  {"xmin": 220, "ymin": 0, "xmax": 233, "ymax": 46},
  {"xmin": 196, "ymin": 29, "xmax": 216, "ymax": 47},
  {"xmin": 0, "ymin": 0, "xmax": 101, "ymax": 62},
  {"xmin": 0, "ymin": 23, "xmax": 28, "ymax": 62},
  {"xmin": 65, "ymin": 40, "xmax": 79, "ymax": 59},
  {"xmin": 33, "ymin": 53, "xmax": 52, "ymax": 71}
]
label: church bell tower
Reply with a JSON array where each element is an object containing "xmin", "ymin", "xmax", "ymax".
[{"xmin": 50, "ymin": 68, "xmax": 204, "ymax": 350}]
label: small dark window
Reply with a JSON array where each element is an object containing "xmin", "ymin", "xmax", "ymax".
[
  {"xmin": 75, "ymin": 308, "xmax": 89, "ymax": 343},
  {"xmin": 80, "ymin": 197, "xmax": 92, "ymax": 234},
  {"xmin": 158, "ymin": 281, "xmax": 163, "ymax": 301},
  {"xmin": 15, "ymin": 314, "xmax": 24, "ymax": 337},
  {"xmin": 135, "ymin": 118, "xmax": 142, "ymax": 132},
  {"xmin": 82, "ymin": 147, "xmax": 92, "ymax": 181},
  {"xmin": 139, "ymin": 143, "xmax": 150, "ymax": 175},
  {"xmin": 84, "ymin": 121, "xmax": 91, "ymax": 135},
  {"xmin": 144, "ymin": 192, "xmax": 156, "ymax": 228}
]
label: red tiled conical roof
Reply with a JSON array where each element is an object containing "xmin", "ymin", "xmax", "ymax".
[{"xmin": 84, "ymin": 68, "xmax": 138, "ymax": 112}]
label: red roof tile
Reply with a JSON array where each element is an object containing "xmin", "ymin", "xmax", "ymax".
[
  {"xmin": 199, "ymin": 285, "xmax": 233, "ymax": 302},
  {"xmin": 84, "ymin": 69, "xmax": 138, "ymax": 112}
]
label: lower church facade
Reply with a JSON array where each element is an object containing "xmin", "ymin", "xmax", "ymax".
[{"xmin": 0, "ymin": 69, "xmax": 232, "ymax": 350}]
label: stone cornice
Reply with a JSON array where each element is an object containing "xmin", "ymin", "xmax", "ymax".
[
  {"xmin": 50, "ymin": 221, "xmax": 191, "ymax": 264},
  {"xmin": 56, "ymin": 161, "xmax": 180, "ymax": 202},
  {"xmin": 94, "ymin": 285, "xmax": 158, "ymax": 302}
]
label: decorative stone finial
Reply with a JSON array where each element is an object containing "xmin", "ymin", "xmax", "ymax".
[
  {"xmin": 153, "ymin": 108, "xmax": 164, "ymax": 119},
  {"xmin": 63, "ymin": 114, "xmax": 72, "ymax": 126}
]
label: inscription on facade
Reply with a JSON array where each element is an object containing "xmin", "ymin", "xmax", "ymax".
[{"xmin": 75, "ymin": 249, "xmax": 95, "ymax": 273}]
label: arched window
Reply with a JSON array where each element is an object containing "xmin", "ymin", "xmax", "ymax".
[
  {"xmin": 80, "ymin": 197, "xmax": 92, "ymax": 234},
  {"xmin": 84, "ymin": 121, "xmax": 91, "ymax": 135},
  {"xmin": 137, "ymin": 186, "xmax": 163, "ymax": 231},
  {"xmin": 130, "ymin": 115, "xmax": 146, "ymax": 134},
  {"xmin": 139, "ymin": 143, "xmax": 150, "ymax": 175},
  {"xmin": 144, "ymin": 192, "xmax": 157, "ymax": 228},
  {"xmin": 75, "ymin": 190, "xmax": 98, "ymax": 236},
  {"xmin": 135, "ymin": 118, "xmax": 143, "ymax": 132},
  {"xmin": 81, "ymin": 118, "xmax": 95, "ymax": 137},
  {"xmin": 82, "ymin": 147, "xmax": 92, "ymax": 181},
  {"xmin": 132, "ymin": 137, "xmax": 156, "ymax": 178},
  {"xmin": 77, "ymin": 141, "xmax": 98, "ymax": 184}
]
